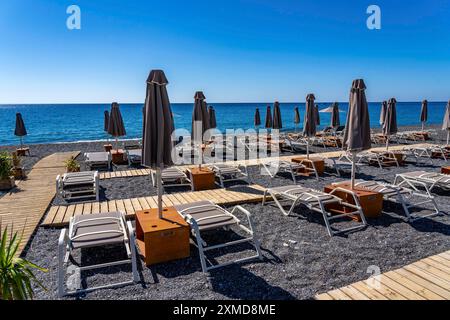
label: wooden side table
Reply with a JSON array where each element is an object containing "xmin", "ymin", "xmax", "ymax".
[
  {"xmin": 16, "ymin": 147, "xmax": 30, "ymax": 156},
  {"xmin": 442, "ymin": 166, "xmax": 450, "ymax": 175},
  {"xmin": 291, "ymin": 157, "xmax": 325, "ymax": 176},
  {"xmin": 324, "ymin": 182, "xmax": 383, "ymax": 219},
  {"xmin": 188, "ymin": 167, "xmax": 216, "ymax": 191},
  {"xmin": 135, "ymin": 207, "xmax": 190, "ymax": 266},
  {"xmin": 111, "ymin": 149, "xmax": 126, "ymax": 164},
  {"xmin": 104, "ymin": 144, "xmax": 113, "ymax": 152}
]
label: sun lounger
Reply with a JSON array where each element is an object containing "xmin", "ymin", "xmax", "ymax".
[
  {"xmin": 173, "ymin": 200, "xmax": 262, "ymax": 272},
  {"xmin": 334, "ymin": 180, "xmax": 442, "ymax": 221},
  {"xmin": 152, "ymin": 167, "xmax": 191, "ymax": 189},
  {"xmin": 262, "ymin": 185, "xmax": 367, "ymax": 236},
  {"xmin": 394, "ymin": 171, "xmax": 450, "ymax": 193},
  {"xmin": 260, "ymin": 159, "xmax": 319, "ymax": 182},
  {"xmin": 57, "ymin": 211, "xmax": 139, "ymax": 297},
  {"xmin": 125, "ymin": 148, "xmax": 142, "ymax": 166},
  {"xmin": 84, "ymin": 152, "xmax": 111, "ymax": 170},
  {"xmin": 356, "ymin": 150, "xmax": 400, "ymax": 169},
  {"xmin": 283, "ymin": 136, "xmax": 309, "ymax": 152},
  {"xmin": 324, "ymin": 157, "xmax": 360, "ymax": 177},
  {"xmin": 401, "ymin": 146, "xmax": 433, "ymax": 164},
  {"xmin": 56, "ymin": 171, "xmax": 99, "ymax": 201},
  {"xmin": 209, "ymin": 163, "xmax": 249, "ymax": 187}
]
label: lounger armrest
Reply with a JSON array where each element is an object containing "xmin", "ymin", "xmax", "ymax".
[
  {"xmin": 329, "ymin": 187, "xmax": 362, "ymax": 210},
  {"xmin": 231, "ymin": 205, "xmax": 251, "ymax": 218}
]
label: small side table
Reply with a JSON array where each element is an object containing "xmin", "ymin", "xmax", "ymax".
[
  {"xmin": 16, "ymin": 147, "xmax": 30, "ymax": 156},
  {"xmin": 441, "ymin": 166, "xmax": 450, "ymax": 175},
  {"xmin": 135, "ymin": 207, "xmax": 190, "ymax": 266},
  {"xmin": 111, "ymin": 149, "xmax": 126, "ymax": 164},
  {"xmin": 104, "ymin": 144, "xmax": 113, "ymax": 152},
  {"xmin": 324, "ymin": 182, "xmax": 383, "ymax": 219},
  {"xmin": 292, "ymin": 157, "xmax": 325, "ymax": 176},
  {"xmin": 188, "ymin": 167, "xmax": 216, "ymax": 191}
]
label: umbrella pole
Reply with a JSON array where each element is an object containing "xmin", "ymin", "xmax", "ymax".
[
  {"xmin": 421, "ymin": 122, "xmax": 424, "ymax": 132},
  {"xmin": 385, "ymin": 136, "xmax": 389, "ymax": 151},
  {"xmin": 351, "ymin": 151, "xmax": 356, "ymax": 189},
  {"xmin": 157, "ymin": 165, "xmax": 163, "ymax": 219},
  {"xmin": 447, "ymin": 130, "xmax": 449, "ymax": 146},
  {"xmin": 20, "ymin": 137, "xmax": 23, "ymax": 149},
  {"xmin": 115, "ymin": 137, "xmax": 119, "ymax": 151},
  {"xmin": 306, "ymin": 137, "xmax": 310, "ymax": 159}
]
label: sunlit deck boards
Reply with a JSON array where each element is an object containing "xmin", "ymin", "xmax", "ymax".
[
  {"xmin": 41, "ymin": 184, "xmax": 267, "ymax": 227},
  {"xmin": 315, "ymin": 250, "xmax": 450, "ymax": 300},
  {"xmin": 0, "ymin": 151, "xmax": 80, "ymax": 256}
]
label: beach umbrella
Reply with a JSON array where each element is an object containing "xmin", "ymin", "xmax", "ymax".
[
  {"xmin": 108, "ymin": 102, "xmax": 126, "ymax": 150},
  {"xmin": 14, "ymin": 113, "xmax": 27, "ymax": 149},
  {"xmin": 293, "ymin": 107, "xmax": 300, "ymax": 132},
  {"xmin": 314, "ymin": 104, "xmax": 320, "ymax": 126},
  {"xmin": 303, "ymin": 94, "xmax": 317, "ymax": 159},
  {"xmin": 330, "ymin": 102, "xmax": 340, "ymax": 128},
  {"xmin": 265, "ymin": 105, "xmax": 273, "ymax": 129},
  {"xmin": 443, "ymin": 100, "xmax": 450, "ymax": 145},
  {"xmin": 192, "ymin": 91, "xmax": 210, "ymax": 168},
  {"xmin": 254, "ymin": 108, "xmax": 261, "ymax": 127},
  {"xmin": 382, "ymin": 98, "xmax": 398, "ymax": 150},
  {"xmin": 343, "ymin": 79, "xmax": 371, "ymax": 188},
  {"xmin": 379, "ymin": 101, "xmax": 387, "ymax": 125},
  {"xmin": 272, "ymin": 101, "xmax": 282, "ymax": 129},
  {"xmin": 142, "ymin": 69, "xmax": 174, "ymax": 218},
  {"xmin": 208, "ymin": 106, "xmax": 217, "ymax": 129},
  {"xmin": 420, "ymin": 99, "xmax": 428, "ymax": 131},
  {"xmin": 103, "ymin": 110, "xmax": 110, "ymax": 142}
]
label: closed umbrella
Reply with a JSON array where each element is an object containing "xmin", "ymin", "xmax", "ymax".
[
  {"xmin": 330, "ymin": 102, "xmax": 340, "ymax": 128},
  {"xmin": 265, "ymin": 105, "xmax": 272, "ymax": 129},
  {"xmin": 443, "ymin": 100, "xmax": 450, "ymax": 145},
  {"xmin": 379, "ymin": 101, "xmax": 387, "ymax": 125},
  {"xmin": 293, "ymin": 107, "xmax": 300, "ymax": 132},
  {"xmin": 420, "ymin": 99, "xmax": 428, "ymax": 132},
  {"xmin": 314, "ymin": 104, "xmax": 320, "ymax": 127},
  {"xmin": 272, "ymin": 101, "xmax": 282, "ymax": 129},
  {"xmin": 303, "ymin": 94, "xmax": 316, "ymax": 159},
  {"xmin": 192, "ymin": 91, "xmax": 210, "ymax": 168},
  {"xmin": 254, "ymin": 108, "xmax": 261, "ymax": 128},
  {"xmin": 14, "ymin": 113, "xmax": 27, "ymax": 149},
  {"xmin": 104, "ymin": 110, "xmax": 110, "ymax": 142},
  {"xmin": 208, "ymin": 106, "xmax": 217, "ymax": 129},
  {"xmin": 382, "ymin": 98, "xmax": 398, "ymax": 150},
  {"xmin": 343, "ymin": 79, "xmax": 371, "ymax": 188},
  {"xmin": 142, "ymin": 69, "xmax": 174, "ymax": 218},
  {"xmin": 108, "ymin": 102, "xmax": 126, "ymax": 150}
]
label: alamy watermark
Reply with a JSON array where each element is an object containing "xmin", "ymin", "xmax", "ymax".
[
  {"xmin": 366, "ymin": 5, "xmax": 381, "ymax": 30},
  {"xmin": 366, "ymin": 265, "xmax": 382, "ymax": 289},
  {"xmin": 66, "ymin": 5, "xmax": 81, "ymax": 30}
]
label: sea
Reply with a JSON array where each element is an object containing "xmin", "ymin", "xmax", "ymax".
[{"xmin": 0, "ymin": 102, "xmax": 447, "ymax": 146}]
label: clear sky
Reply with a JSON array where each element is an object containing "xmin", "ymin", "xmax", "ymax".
[{"xmin": 1, "ymin": 0, "xmax": 449, "ymax": 103}]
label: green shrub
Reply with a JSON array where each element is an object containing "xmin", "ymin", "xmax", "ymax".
[{"xmin": 0, "ymin": 152, "xmax": 12, "ymax": 180}]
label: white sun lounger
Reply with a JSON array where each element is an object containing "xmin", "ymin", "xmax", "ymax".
[
  {"xmin": 356, "ymin": 150, "xmax": 400, "ymax": 169},
  {"xmin": 209, "ymin": 163, "xmax": 249, "ymax": 187},
  {"xmin": 394, "ymin": 171, "xmax": 450, "ymax": 193},
  {"xmin": 262, "ymin": 185, "xmax": 367, "ymax": 236},
  {"xmin": 335, "ymin": 180, "xmax": 442, "ymax": 221},
  {"xmin": 125, "ymin": 149, "xmax": 142, "ymax": 166},
  {"xmin": 173, "ymin": 200, "xmax": 262, "ymax": 273},
  {"xmin": 151, "ymin": 167, "xmax": 191, "ymax": 189},
  {"xmin": 84, "ymin": 152, "xmax": 111, "ymax": 170},
  {"xmin": 324, "ymin": 157, "xmax": 361, "ymax": 177},
  {"xmin": 260, "ymin": 160, "xmax": 319, "ymax": 182},
  {"xmin": 56, "ymin": 171, "xmax": 100, "ymax": 201},
  {"xmin": 57, "ymin": 211, "xmax": 139, "ymax": 297}
]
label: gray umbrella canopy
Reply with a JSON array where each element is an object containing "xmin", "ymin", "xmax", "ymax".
[
  {"xmin": 104, "ymin": 110, "xmax": 109, "ymax": 132},
  {"xmin": 379, "ymin": 101, "xmax": 387, "ymax": 125},
  {"xmin": 192, "ymin": 91, "xmax": 210, "ymax": 142},
  {"xmin": 420, "ymin": 99, "xmax": 428, "ymax": 131},
  {"xmin": 443, "ymin": 100, "xmax": 450, "ymax": 145},
  {"xmin": 142, "ymin": 70, "xmax": 174, "ymax": 218},
  {"xmin": 108, "ymin": 102, "xmax": 126, "ymax": 138},
  {"xmin": 14, "ymin": 113, "xmax": 27, "ymax": 137},
  {"xmin": 330, "ymin": 102, "xmax": 340, "ymax": 128},
  {"xmin": 208, "ymin": 106, "xmax": 217, "ymax": 129},
  {"xmin": 314, "ymin": 105, "xmax": 320, "ymax": 126},
  {"xmin": 272, "ymin": 101, "xmax": 282, "ymax": 129},
  {"xmin": 382, "ymin": 98, "xmax": 398, "ymax": 150},
  {"xmin": 265, "ymin": 105, "xmax": 273, "ymax": 128},
  {"xmin": 294, "ymin": 107, "xmax": 300, "ymax": 124},
  {"xmin": 343, "ymin": 79, "xmax": 371, "ymax": 188},
  {"xmin": 254, "ymin": 108, "xmax": 261, "ymax": 127},
  {"xmin": 303, "ymin": 94, "xmax": 316, "ymax": 137}
]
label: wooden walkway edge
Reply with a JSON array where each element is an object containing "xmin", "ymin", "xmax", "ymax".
[
  {"xmin": 42, "ymin": 184, "xmax": 268, "ymax": 227},
  {"xmin": 0, "ymin": 151, "xmax": 80, "ymax": 256},
  {"xmin": 315, "ymin": 250, "xmax": 450, "ymax": 300}
]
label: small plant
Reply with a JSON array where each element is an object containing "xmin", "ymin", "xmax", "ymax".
[
  {"xmin": 64, "ymin": 157, "xmax": 80, "ymax": 172},
  {"xmin": 11, "ymin": 152, "xmax": 21, "ymax": 168},
  {"xmin": 0, "ymin": 224, "xmax": 47, "ymax": 300},
  {"xmin": 0, "ymin": 152, "xmax": 12, "ymax": 180}
]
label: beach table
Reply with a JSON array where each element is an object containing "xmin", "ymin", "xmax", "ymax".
[
  {"xmin": 104, "ymin": 144, "xmax": 113, "ymax": 152},
  {"xmin": 16, "ymin": 147, "xmax": 30, "ymax": 156},
  {"xmin": 111, "ymin": 148, "xmax": 126, "ymax": 164},
  {"xmin": 291, "ymin": 157, "xmax": 325, "ymax": 176},
  {"xmin": 135, "ymin": 207, "xmax": 190, "ymax": 266},
  {"xmin": 324, "ymin": 182, "xmax": 383, "ymax": 219},
  {"xmin": 442, "ymin": 166, "xmax": 450, "ymax": 175},
  {"xmin": 188, "ymin": 167, "xmax": 216, "ymax": 191},
  {"xmin": 412, "ymin": 131, "xmax": 430, "ymax": 141}
]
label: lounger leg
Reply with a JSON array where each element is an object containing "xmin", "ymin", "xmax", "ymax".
[
  {"xmin": 191, "ymin": 221, "xmax": 208, "ymax": 273},
  {"xmin": 58, "ymin": 229, "xmax": 68, "ymax": 298},
  {"xmin": 127, "ymin": 221, "xmax": 139, "ymax": 282}
]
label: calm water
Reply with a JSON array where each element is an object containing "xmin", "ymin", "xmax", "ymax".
[{"xmin": 0, "ymin": 102, "xmax": 447, "ymax": 146}]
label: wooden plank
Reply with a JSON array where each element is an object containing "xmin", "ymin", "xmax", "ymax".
[
  {"xmin": 73, "ymin": 204, "xmax": 84, "ymax": 217},
  {"xmin": 428, "ymin": 255, "xmax": 450, "ymax": 268},
  {"xmin": 53, "ymin": 206, "xmax": 68, "ymax": 226},
  {"xmin": 395, "ymin": 269, "xmax": 450, "ymax": 299},
  {"xmin": 412, "ymin": 261, "xmax": 450, "ymax": 284},
  {"xmin": 137, "ymin": 197, "xmax": 150, "ymax": 210},
  {"xmin": 314, "ymin": 292, "xmax": 334, "ymax": 300},
  {"xmin": 351, "ymin": 281, "xmax": 388, "ymax": 300},
  {"xmin": 327, "ymin": 289, "xmax": 352, "ymax": 300},
  {"xmin": 83, "ymin": 202, "xmax": 92, "ymax": 215},
  {"xmin": 144, "ymin": 196, "xmax": 158, "ymax": 208},
  {"xmin": 384, "ymin": 270, "xmax": 444, "ymax": 300},
  {"xmin": 115, "ymin": 199, "xmax": 126, "ymax": 215},
  {"xmin": 123, "ymin": 198, "xmax": 135, "ymax": 215},
  {"xmin": 340, "ymin": 285, "xmax": 371, "ymax": 300},
  {"xmin": 131, "ymin": 198, "xmax": 142, "ymax": 211},
  {"xmin": 108, "ymin": 200, "xmax": 117, "ymax": 212},
  {"xmin": 91, "ymin": 202, "xmax": 101, "ymax": 214},
  {"xmin": 42, "ymin": 206, "xmax": 59, "ymax": 225},
  {"xmin": 403, "ymin": 265, "xmax": 450, "ymax": 290},
  {"xmin": 100, "ymin": 201, "xmax": 109, "ymax": 213},
  {"xmin": 377, "ymin": 274, "xmax": 426, "ymax": 300}
]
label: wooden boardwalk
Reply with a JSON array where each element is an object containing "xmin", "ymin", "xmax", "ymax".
[
  {"xmin": 0, "ymin": 151, "xmax": 80, "ymax": 256},
  {"xmin": 42, "ymin": 184, "xmax": 268, "ymax": 227},
  {"xmin": 315, "ymin": 250, "xmax": 450, "ymax": 300},
  {"xmin": 99, "ymin": 143, "xmax": 432, "ymax": 180}
]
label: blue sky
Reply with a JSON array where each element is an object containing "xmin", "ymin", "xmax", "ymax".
[{"xmin": 1, "ymin": 0, "xmax": 449, "ymax": 103}]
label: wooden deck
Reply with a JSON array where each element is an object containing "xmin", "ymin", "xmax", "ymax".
[
  {"xmin": 42, "ymin": 184, "xmax": 268, "ymax": 227},
  {"xmin": 315, "ymin": 250, "xmax": 450, "ymax": 300},
  {"xmin": 0, "ymin": 151, "xmax": 80, "ymax": 256},
  {"xmin": 99, "ymin": 143, "xmax": 432, "ymax": 180}
]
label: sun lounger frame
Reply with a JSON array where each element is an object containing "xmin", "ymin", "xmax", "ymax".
[
  {"xmin": 56, "ymin": 171, "xmax": 100, "ymax": 201},
  {"xmin": 151, "ymin": 167, "xmax": 192, "ymax": 189},
  {"xmin": 394, "ymin": 171, "xmax": 450, "ymax": 193},
  {"xmin": 209, "ymin": 163, "xmax": 250, "ymax": 188},
  {"xmin": 84, "ymin": 152, "xmax": 112, "ymax": 170},
  {"xmin": 260, "ymin": 159, "xmax": 319, "ymax": 182}
]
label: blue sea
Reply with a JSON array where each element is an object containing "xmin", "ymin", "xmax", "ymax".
[{"xmin": 0, "ymin": 102, "xmax": 447, "ymax": 146}]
